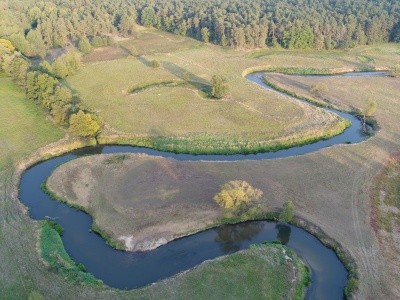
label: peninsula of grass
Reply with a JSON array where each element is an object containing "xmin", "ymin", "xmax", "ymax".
[{"xmin": 138, "ymin": 242, "xmax": 310, "ymax": 300}]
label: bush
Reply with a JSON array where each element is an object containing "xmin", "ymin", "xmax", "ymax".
[
  {"xmin": 279, "ymin": 200, "xmax": 294, "ymax": 223},
  {"xmin": 389, "ymin": 64, "xmax": 400, "ymax": 77},
  {"xmin": 214, "ymin": 180, "xmax": 263, "ymax": 211},
  {"xmin": 150, "ymin": 60, "xmax": 160, "ymax": 68}
]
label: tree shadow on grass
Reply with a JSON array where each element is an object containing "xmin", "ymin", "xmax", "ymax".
[{"xmin": 162, "ymin": 61, "xmax": 211, "ymax": 96}]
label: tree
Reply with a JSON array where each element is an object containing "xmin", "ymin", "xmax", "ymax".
[
  {"xmin": 150, "ymin": 60, "xmax": 160, "ymax": 68},
  {"xmin": 141, "ymin": 7, "xmax": 156, "ymax": 27},
  {"xmin": 360, "ymin": 98, "xmax": 377, "ymax": 132},
  {"xmin": 26, "ymin": 29, "xmax": 47, "ymax": 58},
  {"xmin": 52, "ymin": 59, "xmax": 69, "ymax": 78},
  {"xmin": 279, "ymin": 201, "xmax": 294, "ymax": 223},
  {"xmin": 201, "ymin": 27, "xmax": 210, "ymax": 43},
  {"xmin": 211, "ymin": 75, "xmax": 229, "ymax": 98},
  {"xmin": 213, "ymin": 180, "xmax": 263, "ymax": 211},
  {"xmin": 78, "ymin": 37, "xmax": 91, "ymax": 54},
  {"xmin": 69, "ymin": 110, "xmax": 101, "ymax": 137}
]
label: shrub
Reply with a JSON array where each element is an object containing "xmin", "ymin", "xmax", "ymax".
[{"xmin": 279, "ymin": 200, "xmax": 295, "ymax": 222}]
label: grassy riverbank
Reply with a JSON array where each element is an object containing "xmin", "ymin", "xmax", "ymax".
[
  {"xmin": 68, "ymin": 29, "xmax": 352, "ymax": 155},
  {"xmin": 137, "ymin": 242, "xmax": 310, "ymax": 300},
  {"xmin": 1, "ymin": 38, "xmax": 400, "ymax": 300},
  {"xmin": 39, "ymin": 221, "xmax": 103, "ymax": 287}
]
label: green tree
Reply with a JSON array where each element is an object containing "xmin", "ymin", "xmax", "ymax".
[
  {"xmin": 118, "ymin": 14, "xmax": 136, "ymax": 36},
  {"xmin": 26, "ymin": 29, "xmax": 47, "ymax": 58},
  {"xmin": 78, "ymin": 37, "xmax": 91, "ymax": 54},
  {"xmin": 69, "ymin": 110, "xmax": 101, "ymax": 137},
  {"xmin": 52, "ymin": 59, "xmax": 69, "ymax": 78},
  {"xmin": 213, "ymin": 180, "xmax": 263, "ymax": 211},
  {"xmin": 211, "ymin": 75, "xmax": 229, "ymax": 99},
  {"xmin": 141, "ymin": 7, "xmax": 156, "ymax": 27},
  {"xmin": 150, "ymin": 60, "xmax": 160, "ymax": 68},
  {"xmin": 279, "ymin": 201, "xmax": 294, "ymax": 223},
  {"xmin": 201, "ymin": 27, "xmax": 210, "ymax": 43},
  {"xmin": 90, "ymin": 36, "xmax": 104, "ymax": 48}
]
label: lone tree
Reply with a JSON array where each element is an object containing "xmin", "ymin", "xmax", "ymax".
[
  {"xmin": 211, "ymin": 75, "xmax": 229, "ymax": 99},
  {"xmin": 150, "ymin": 59, "xmax": 160, "ymax": 68},
  {"xmin": 278, "ymin": 200, "xmax": 294, "ymax": 223},
  {"xmin": 69, "ymin": 110, "xmax": 101, "ymax": 137},
  {"xmin": 360, "ymin": 98, "xmax": 377, "ymax": 132},
  {"xmin": 213, "ymin": 180, "xmax": 263, "ymax": 212}
]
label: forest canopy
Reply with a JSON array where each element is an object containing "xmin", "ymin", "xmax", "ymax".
[{"xmin": 1, "ymin": 0, "xmax": 400, "ymax": 56}]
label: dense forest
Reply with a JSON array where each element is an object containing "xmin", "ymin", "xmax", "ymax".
[
  {"xmin": 1, "ymin": 0, "xmax": 400, "ymax": 57},
  {"xmin": 0, "ymin": 0, "xmax": 399, "ymax": 137}
]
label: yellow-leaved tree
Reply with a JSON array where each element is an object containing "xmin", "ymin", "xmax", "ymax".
[{"xmin": 213, "ymin": 180, "xmax": 263, "ymax": 212}]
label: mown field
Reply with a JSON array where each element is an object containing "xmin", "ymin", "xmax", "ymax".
[
  {"xmin": 0, "ymin": 74, "xmax": 308, "ymax": 300},
  {"xmin": 1, "ymin": 28, "xmax": 400, "ymax": 299},
  {"xmin": 55, "ymin": 63, "xmax": 400, "ymax": 298},
  {"xmin": 67, "ymin": 28, "xmax": 350, "ymax": 154}
]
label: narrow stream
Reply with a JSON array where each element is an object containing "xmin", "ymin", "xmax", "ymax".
[{"xmin": 19, "ymin": 71, "xmax": 386, "ymax": 299}]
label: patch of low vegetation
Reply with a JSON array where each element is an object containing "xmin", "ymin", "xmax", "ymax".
[
  {"xmin": 39, "ymin": 220, "xmax": 103, "ymax": 287},
  {"xmin": 128, "ymin": 80, "xmax": 184, "ymax": 94}
]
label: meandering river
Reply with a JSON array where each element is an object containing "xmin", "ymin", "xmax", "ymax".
[{"xmin": 19, "ymin": 71, "xmax": 387, "ymax": 299}]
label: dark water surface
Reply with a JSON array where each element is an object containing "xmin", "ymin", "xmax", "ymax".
[{"xmin": 20, "ymin": 71, "xmax": 387, "ymax": 299}]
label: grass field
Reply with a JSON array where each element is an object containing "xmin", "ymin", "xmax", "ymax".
[
  {"xmin": 136, "ymin": 243, "xmax": 309, "ymax": 300},
  {"xmin": 0, "ymin": 76, "xmax": 63, "ymax": 169},
  {"xmin": 0, "ymin": 74, "xmax": 308, "ymax": 299},
  {"xmin": 371, "ymin": 154, "xmax": 400, "ymax": 296},
  {"xmin": 53, "ymin": 60, "xmax": 400, "ymax": 299},
  {"xmin": 1, "ymin": 29, "xmax": 400, "ymax": 299},
  {"xmin": 67, "ymin": 28, "xmax": 353, "ymax": 154}
]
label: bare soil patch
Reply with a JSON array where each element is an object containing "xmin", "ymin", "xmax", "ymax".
[{"xmin": 83, "ymin": 46, "xmax": 129, "ymax": 63}]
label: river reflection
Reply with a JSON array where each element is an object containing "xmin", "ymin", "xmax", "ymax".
[
  {"xmin": 214, "ymin": 222, "xmax": 265, "ymax": 253},
  {"xmin": 276, "ymin": 223, "xmax": 292, "ymax": 245}
]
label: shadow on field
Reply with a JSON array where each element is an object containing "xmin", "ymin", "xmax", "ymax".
[{"xmin": 162, "ymin": 61, "xmax": 211, "ymax": 95}]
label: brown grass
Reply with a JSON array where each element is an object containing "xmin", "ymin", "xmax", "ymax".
[{"xmin": 49, "ymin": 72, "xmax": 400, "ymax": 298}]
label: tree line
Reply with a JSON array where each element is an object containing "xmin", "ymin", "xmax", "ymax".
[
  {"xmin": 0, "ymin": 38, "xmax": 101, "ymax": 137},
  {"xmin": 1, "ymin": 0, "xmax": 400, "ymax": 57}
]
